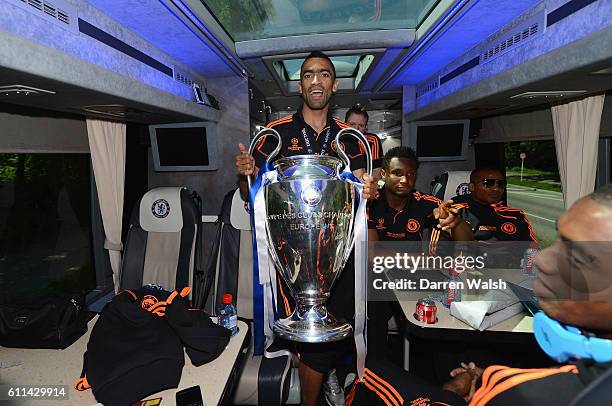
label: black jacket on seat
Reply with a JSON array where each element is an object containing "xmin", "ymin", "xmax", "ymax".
[{"xmin": 79, "ymin": 286, "xmax": 230, "ymax": 406}]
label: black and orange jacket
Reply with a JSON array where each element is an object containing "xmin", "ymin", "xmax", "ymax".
[
  {"xmin": 347, "ymin": 359, "xmax": 612, "ymax": 406},
  {"xmin": 354, "ymin": 132, "xmax": 384, "ymax": 169},
  {"xmin": 367, "ymin": 189, "xmax": 461, "ymax": 249},
  {"xmin": 468, "ymin": 364, "xmax": 582, "ymax": 406},
  {"xmin": 75, "ymin": 286, "xmax": 230, "ymax": 405},
  {"xmin": 346, "ymin": 358, "xmax": 465, "ymax": 406},
  {"xmin": 450, "ymin": 195, "xmax": 537, "ymax": 243},
  {"xmin": 468, "ymin": 361, "xmax": 612, "ymax": 405},
  {"xmin": 253, "ymin": 107, "xmax": 365, "ymax": 170}
]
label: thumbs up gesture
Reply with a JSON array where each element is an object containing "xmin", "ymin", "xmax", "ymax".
[{"xmin": 235, "ymin": 143, "xmax": 256, "ymax": 176}]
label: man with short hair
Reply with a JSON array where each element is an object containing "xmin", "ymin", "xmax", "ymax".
[
  {"xmin": 451, "ymin": 168, "xmax": 537, "ymax": 243},
  {"xmin": 235, "ymin": 51, "xmax": 376, "ymax": 406},
  {"xmin": 347, "ymin": 184, "xmax": 612, "ymax": 406},
  {"xmin": 345, "ymin": 104, "xmax": 384, "ymax": 182},
  {"xmin": 368, "ymin": 147, "xmax": 473, "ymax": 243},
  {"xmin": 366, "ymin": 146, "xmax": 473, "ymax": 358},
  {"xmin": 237, "ymin": 51, "xmax": 369, "ymax": 182}
]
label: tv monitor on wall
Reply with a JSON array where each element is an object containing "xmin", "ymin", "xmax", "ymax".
[
  {"xmin": 149, "ymin": 122, "xmax": 218, "ymax": 171},
  {"xmin": 408, "ymin": 120, "xmax": 469, "ymax": 161}
]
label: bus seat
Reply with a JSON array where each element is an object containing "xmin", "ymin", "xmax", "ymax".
[
  {"xmin": 119, "ymin": 187, "xmax": 205, "ymax": 306},
  {"xmin": 431, "ymin": 171, "xmax": 472, "ymax": 200},
  {"xmin": 209, "ymin": 189, "xmax": 296, "ymax": 405}
]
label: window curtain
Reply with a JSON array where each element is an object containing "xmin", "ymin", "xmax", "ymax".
[
  {"xmin": 87, "ymin": 118, "xmax": 126, "ymax": 291},
  {"xmin": 551, "ymin": 95, "xmax": 605, "ymax": 209}
]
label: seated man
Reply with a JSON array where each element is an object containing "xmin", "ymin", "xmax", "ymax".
[
  {"xmin": 347, "ymin": 184, "xmax": 612, "ymax": 406},
  {"xmin": 451, "ymin": 168, "xmax": 538, "ymax": 243},
  {"xmin": 367, "ymin": 147, "xmax": 473, "ymax": 358}
]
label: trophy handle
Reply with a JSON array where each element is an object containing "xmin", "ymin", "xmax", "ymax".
[
  {"xmin": 334, "ymin": 128, "xmax": 373, "ymax": 271},
  {"xmin": 334, "ymin": 128, "xmax": 373, "ymax": 178},
  {"xmin": 246, "ymin": 127, "xmax": 282, "ymax": 190}
]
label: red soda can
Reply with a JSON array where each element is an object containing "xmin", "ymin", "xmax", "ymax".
[{"xmin": 415, "ymin": 298, "xmax": 437, "ymax": 324}]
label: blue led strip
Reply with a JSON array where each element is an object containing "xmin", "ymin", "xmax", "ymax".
[
  {"xmin": 375, "ymin": 0, "xmax": 473, "ymax": 92},
  {"xmin": 78, "ymin": 19, "xmax": 173, "ymax": 77},
  {"xmin": 439, "ymin": 56, "xmax": 480, "ymax": 85},
  {"xmin": 163, "ymin": 0, "xmax": 250, "ymax": 78},
  {"xmin": 547, "ymin": 0, "xmax": 599, "ymax": 27}
]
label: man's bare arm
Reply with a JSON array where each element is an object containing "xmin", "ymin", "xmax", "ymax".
[{"xmin": 235, "ymin": 143, "xmax": 258, "ymax": 201}]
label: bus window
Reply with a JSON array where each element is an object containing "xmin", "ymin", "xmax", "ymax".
[
  {"xmin": 505, "ymin": 140, "xmax": 561, "ymax": 247},
  {"xmin": 0, "ymin": 153, "xmax": 95, "ymax": 302}
]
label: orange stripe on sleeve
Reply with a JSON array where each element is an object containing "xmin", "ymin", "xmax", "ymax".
[
  {"xmin": 362, "ymin": 379, "xmax": 396, "ymax": 406},
  {"xmin": 471, "ymin": 367, "xmax": 526, "ymax": 404},
  {"xmin": 421, "ymin": 195, "xmax": 443, "ymax": 204},
  {"xmin": 345, "ymin": 380, "xmax": 359, "ymax": 406},
  {"xmin": 266, "ymin": 115, "xmax": 293, "ymax": 128},
  {"xmin": 471, "ymin": 365, "xmax": 574, "ymax": 405},
  {"xmin": 366, "ymin": 134, "xmax": 381, "ymax": 160},
  {"xmin": 523, "ymin": 216, "xmax": 538, "ymax": 243},
  {"xmin": 255, "ymin": 135, "xmax": 268, "ymax": 152},
  {"xmin": 334, "ymin": 118, "xmax": 351, "ymax": 128},
  {"xmin": 166, "ymin": 291, "xmax": 179, "ymax": 304},
  {"xmin": 365, "ymin": 368, "xmax": 404, "ymax": 404},
  {"xmin": 472, "ymin": 366, "xmax": 578, "ymax": 406}
]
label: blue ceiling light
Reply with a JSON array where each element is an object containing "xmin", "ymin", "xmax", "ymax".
[
  {"xmin": 163, "ymin": 0, "xmax": 250, "ymax": 78},
  {"xmin": 86, "ymin": 0, "xmax": 239, "ymax": 78},
  {"xmin": 376, "ymin": 0, "xmax": 474, "ymax": 92},
  {"xmin": 380, "ymin": 0, "xmax": 540, "ymax": 91}
]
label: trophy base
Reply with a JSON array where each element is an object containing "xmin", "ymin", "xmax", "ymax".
[{"xmin": 273, "ymin": 304, "xmax": 353, "ymax": 343}]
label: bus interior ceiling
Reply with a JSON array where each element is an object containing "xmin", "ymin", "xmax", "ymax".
[{"xmin": 0, "ymin": 1, "xmax": 611, "ymax": 272}]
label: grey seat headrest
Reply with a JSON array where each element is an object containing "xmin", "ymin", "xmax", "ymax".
[
  {"xmin": 230, "ymin": 189, "xmax": 252, "ymax": 231},
  {"xmin": 139, "ymin": 187, "xmax": 185, "ymax": 232}
]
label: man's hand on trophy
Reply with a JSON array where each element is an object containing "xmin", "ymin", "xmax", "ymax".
[
  {"xmin": 361, "ymin": 174, "xmax": 378, "ymax": 200},
  {"xmin": 434, "ymin": 200, "xmax": 463, "ymax": 231},
  {"xmin": 236, "ymin": 143, "xmax": 256, "ymax": 176}
]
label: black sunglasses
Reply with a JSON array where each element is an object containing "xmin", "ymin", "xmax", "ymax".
[{"xmin": 480, "ymin": 179, "xmax": 507, "ymax": 188}]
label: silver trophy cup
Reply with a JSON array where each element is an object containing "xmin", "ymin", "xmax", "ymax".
[{"xmin": 248, "ymin": 128, "xmax": 372, "ymax": 343}]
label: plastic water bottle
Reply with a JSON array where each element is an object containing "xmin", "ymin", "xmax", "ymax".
[
  {"xmin": 442, "ymin": 269, "xmax": 462, "ymax": 309},
  {"xmin": 218, "ymin": 293, "xmax": 238, "ymax": 336}
]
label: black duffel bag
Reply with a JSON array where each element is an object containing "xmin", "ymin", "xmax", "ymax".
[{"xmin": 0, "ymin": 293, "xmax": 88, "ymax": 349}]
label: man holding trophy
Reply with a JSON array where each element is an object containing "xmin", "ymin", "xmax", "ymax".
[
  {"xmin": 236, "ymin": 51, "xmax": 377, "ymax": 406},
  {"xmin": 235, "ymin": 51, "xmax": 464, "ymax": 406}
]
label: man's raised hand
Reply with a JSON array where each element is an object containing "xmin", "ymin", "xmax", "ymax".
[
  {"xmin": 434, "ymin": 200, "xmax": 462, "ymax": 231},
  {"xmin": 236, "ymin": 143, "xmax": 256, "ymax": 176},
  {"xmin": 361, "ymin": 174, "xmax": 378, "ymax": 200}
]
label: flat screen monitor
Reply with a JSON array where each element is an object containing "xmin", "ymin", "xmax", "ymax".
[
  {"xmin": 408, "ymin": 120, "xmax": 469, "ymax": 161},
  {"xmin": 149, "ymin": 122, "xmax": 218, "ymax": 171}
]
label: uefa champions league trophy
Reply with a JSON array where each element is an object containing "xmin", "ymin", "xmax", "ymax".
[{"xmin": 248, "ymin": 128, "xmax": 372, "ymax": 343}]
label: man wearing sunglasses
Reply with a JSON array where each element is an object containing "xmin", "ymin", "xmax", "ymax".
[{"xmin": 451, "ymin": 168, "xmax": 538, "ymax": 243}]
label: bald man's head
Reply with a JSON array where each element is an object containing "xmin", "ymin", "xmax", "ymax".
[{"xmin": 534, "ymin": 184, "xmax": 612, "ymax": 336}]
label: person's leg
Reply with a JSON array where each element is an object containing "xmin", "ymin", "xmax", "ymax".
[
  {"xmin": 297, "ymin": 251, "xmax": 357, "ymax": 406},
  {"xmin": 346, "ymin": 358, "xmax": 467, "ymax": 406},
  {"xmin": 299, "ymin": 362, "xmax": 325, "ymax": 406},
  {"xmin": 367, "ymin": 300, "xmax": 394, "ymax": 358}
]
